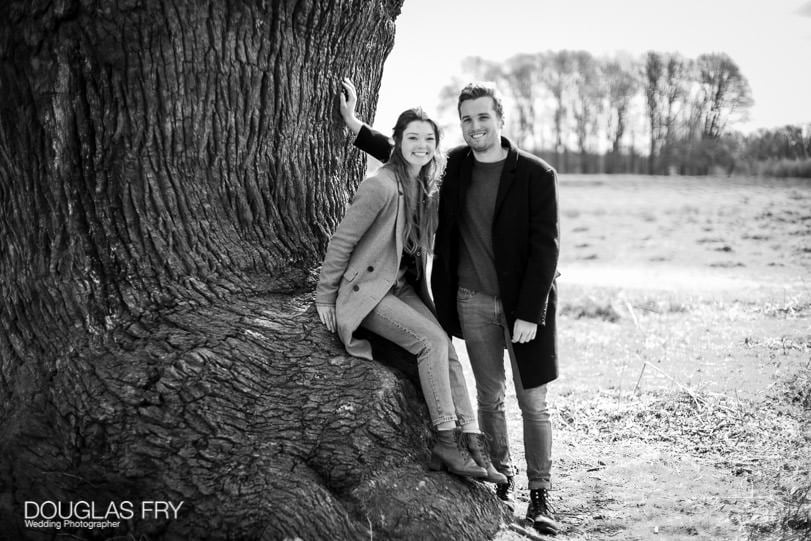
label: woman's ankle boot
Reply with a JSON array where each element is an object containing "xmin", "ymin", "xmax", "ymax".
[
  {"xmin": 428, "ymin": 429, "xmax": 487, "ymax": 479},
  {"xmin": 461, "ymin": 432, "xmax": 508, "ymax": 484}
]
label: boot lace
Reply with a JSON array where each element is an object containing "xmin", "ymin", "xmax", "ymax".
[
  {"xmin": 529, "ymin": 488, "xmax": 556, "ymax": 516},
  {"xmin": 460, "ymin": 432, "xmax": 493, "ymax": 465},
  {"xmin": 454, "ymin": 431, "xmax": 475, "ymax": 460}
]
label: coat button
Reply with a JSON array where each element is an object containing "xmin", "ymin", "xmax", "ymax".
[
  {"xmin": 353, "ymin": 285, "xmax": 359, "ymax": 292},
  {"xmin": 367, "ymin": 266, "xmax": 374, "ymax": 272}
]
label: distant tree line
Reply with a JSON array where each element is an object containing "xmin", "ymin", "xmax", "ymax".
[
  {"xmin": 438, "ymin": 50, "xmax": 811, "ymax": 178},
  {"xmin": 737, "ymin": 124, "xmax": 811, "ymax": 177}
]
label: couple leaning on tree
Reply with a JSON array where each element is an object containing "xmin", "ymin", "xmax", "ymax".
[{"xmin": 315, "ymin": 78, "xmax": 560, "ymax": 536}]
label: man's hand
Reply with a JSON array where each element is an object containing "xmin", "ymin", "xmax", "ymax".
[
  {"xmin": 317, "ymin": 304, "xmax": 337, "ymax": 333},
  {"xmin": 339, "ymin": 78, "xmax": 362, "ymax": 135},
  {"xmin": 512, "ymin": 318, "xmax": 537, "ymax": 343}
]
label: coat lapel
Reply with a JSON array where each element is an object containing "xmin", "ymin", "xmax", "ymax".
[
  {"xmin": 493, "ymin": 138, "xmax": 519, "ymax": 219},
  {"xmin": 458, "ymin": 150, "xmax": 474, "ymax": 213},
  {"xmin": 395, "ymin": 182, "xmax": 405, "ymax": 260}
]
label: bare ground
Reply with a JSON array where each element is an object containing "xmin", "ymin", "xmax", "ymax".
[{"xmin": 468, "ymin": 175, "xmax": 810, "ymax": 541}]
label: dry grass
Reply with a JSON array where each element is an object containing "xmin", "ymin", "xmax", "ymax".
[
  {"xmin": 475, "ymin": 175, "xmax": 811, "ymax": 540},
  {"xmin": 554, "ymin": 376, "xmax": 810, "ymax": 536}
]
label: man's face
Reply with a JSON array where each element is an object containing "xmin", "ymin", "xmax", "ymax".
[{"xmin": 459, "ymin": 96, "xmax": 503, "ymax": 154}]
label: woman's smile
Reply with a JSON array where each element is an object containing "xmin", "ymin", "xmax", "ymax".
[{"xmin": 402, "ymin": 120, "xmax": 437, "ymax": 173}]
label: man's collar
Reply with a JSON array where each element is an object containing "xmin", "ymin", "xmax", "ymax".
[{"xmin": 501, "ymin": 136, "xmax": 519, "ymax": 170}]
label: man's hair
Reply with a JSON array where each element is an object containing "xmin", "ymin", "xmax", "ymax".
[{"xmin": 457, "ymin": 82, "xmax": 504, "ymax": 120}]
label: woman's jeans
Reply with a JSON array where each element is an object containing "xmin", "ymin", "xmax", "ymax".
[
  {"xmin": 360, "ymin": 281, "xmax": 477, "ymax": 431},
  {"xmin": 457, "ymin": 287, "xmax": 553, "ymax": 490}
]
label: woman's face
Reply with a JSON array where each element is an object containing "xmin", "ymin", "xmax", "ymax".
[{"xmin": 400, "ymin": 120, "xmax": 437, "ymax": 175}]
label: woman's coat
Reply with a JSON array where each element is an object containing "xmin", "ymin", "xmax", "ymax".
[{"xmin": 316, "ymin": 167, "xmax": 423, "ymax": 359}]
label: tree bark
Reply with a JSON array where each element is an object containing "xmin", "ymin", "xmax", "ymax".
[{"xmin": 0, "ymin": 1, "xmax": 509, "ymax": 539}]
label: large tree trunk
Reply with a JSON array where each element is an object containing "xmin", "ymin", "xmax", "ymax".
[{"xmin": 0, "ymin": 1, "xmax": 508, "ymax": 539}]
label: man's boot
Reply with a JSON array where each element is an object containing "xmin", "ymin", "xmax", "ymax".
[
  {"xmin": 526, "ymin": 488, "xmax": 559, "ymax": 535},
  {"xmin": 496, "ymin": 475, "xmax": 516, "ymax": 511}
]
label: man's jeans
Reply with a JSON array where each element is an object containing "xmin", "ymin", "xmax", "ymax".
[
  {"xmin": 457, "ymin": 287, "xmax": 552, "ymax": 489},
  {"xmin": 361, "ymin": 281, "xmax": 477, "ymax": 430}
]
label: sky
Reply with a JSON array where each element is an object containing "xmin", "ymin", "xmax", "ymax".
[{"xmin": 371, "ymin": 0, "xmax": 811, "ymax": 142}]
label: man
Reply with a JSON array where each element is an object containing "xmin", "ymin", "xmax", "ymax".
[{"xmin": 338, "ymin": 78, "xmax": 560, "ymax": 536}]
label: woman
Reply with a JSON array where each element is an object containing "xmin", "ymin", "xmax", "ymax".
[{"xmin": 315, "ymin": 106, "xmax": 489, "ymax": 479}]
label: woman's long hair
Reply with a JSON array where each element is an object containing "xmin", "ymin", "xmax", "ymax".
[{"xmin": 383, "ymin": 108, "xmax": 446, "ymax": 256}]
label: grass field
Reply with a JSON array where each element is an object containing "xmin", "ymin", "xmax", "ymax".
[{"xmin": 457, "ymin": 175, "xmax": 810, "ymax": 540}]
